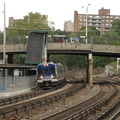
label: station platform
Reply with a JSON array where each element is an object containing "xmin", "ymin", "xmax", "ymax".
[{"xmin": 0, "ymin": 64, "xmax": 37, "ymax": 98}]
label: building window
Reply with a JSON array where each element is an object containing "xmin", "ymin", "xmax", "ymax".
[
  {"xmin": 89, "ymin": 16, "xmax": 93, "ymax": 18},
  {"xmin": 105, "ymin": 27, "xmax": 110, "ymax": 29},
  {"xmin": 115, "ymin": 17, "xmax": 119, "ymax": 19}
]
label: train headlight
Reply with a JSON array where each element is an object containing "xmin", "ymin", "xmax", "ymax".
[
  {"xmin": 50, "ymin": 74, "xmax": 54, "ymax": 79},
  {"xmin": 40, "ymin": 75, "xmax": 43, "ymax": 79},
  {"xmin": 44, "ymin": 63, "xmax": 48, "ymax": 66}
]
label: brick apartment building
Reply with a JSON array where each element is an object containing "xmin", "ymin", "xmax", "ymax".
[{"xmin": 74, "ymin": 7, "xmax": 120, "ymax": 35}]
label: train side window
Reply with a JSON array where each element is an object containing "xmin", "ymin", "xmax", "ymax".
[{"xmin": 58, "ymin": 66, "xmax": 62, "ymax": 73}]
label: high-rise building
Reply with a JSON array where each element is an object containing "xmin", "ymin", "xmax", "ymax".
[
  {"xmin": 9, "ymin": 17, "xmax": 14, "ymax": 27},
  {"xmin": 64, "ymin": 20, "xmax": 74, "ymax": 32},
  {"xmin": 74, "ymin": 7, "xmax": 120, "ymax": 35}
]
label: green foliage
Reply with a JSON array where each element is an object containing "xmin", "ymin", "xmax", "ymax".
[
  {"xmin": 7, "ymin": 12, "xmax": 51, "ymax": 42},
  {"xmin": 0, "ymin": 31, "xmax": 3, "ymax": 44},
  {"xmin": 112, "ymin": 19, "xmax": 120, "ymax": 34},
  {"xmin": 49, "ymin": 54, "xmax": 116, "ymax": 69},
  {"xmin": 78, "ymin": 27, "xmax": 100, "ymax": 37},
  {"xmin": 109, "ymin": 61, "xmax": 117, "ymax": 67},
  {"xmin": 49, "ymin": 54, "xmax": 86, "ymax": 70},
  {"xmin": 13, "ymin": 54, "xmax": 26, "ymax": 64},
  {"xmin": 93, "ymin": 56, "xmax": 116, "ymax": 68}
]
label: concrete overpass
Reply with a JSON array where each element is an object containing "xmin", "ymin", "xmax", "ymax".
[
  {"xmin": 47, "ymin": 43, "xmax": 120, "ymax": 57},
  {"xmin": 0, "ymin": 43, "xmax": 120, "ymax": 57},
  {"xmin": 0, "ymin": 43, "xmax": 120, "ymax": 86}
]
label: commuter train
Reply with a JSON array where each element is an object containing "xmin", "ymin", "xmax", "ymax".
[{"xmin": 36, "ymin": 62, "xmax": 66, "ymax": 88}]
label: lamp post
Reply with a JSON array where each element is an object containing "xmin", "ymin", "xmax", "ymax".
[{"xmin": 85, "ymin": 4, "xmax": 90, "ymax": 44}]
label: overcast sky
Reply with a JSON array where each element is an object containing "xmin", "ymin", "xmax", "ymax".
[{"xmin": 0, "ymin": 0, "xmax": 120, "ymax": 31}]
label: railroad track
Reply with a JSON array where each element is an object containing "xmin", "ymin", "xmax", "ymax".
[
  {"xmin": 0, "ymin": 82, "xmax": 66, "ymax": 107},
  {"xmin": 0, "ymin": 82, "xmax": 85, "ymax": 119},
  {"xmin": 41, "ymin": 82, "xmax": 118, "ymax": 120},
  {"xmin": 0, "ymin": 77, "xmax": 119, "ymax": 120},
  {"xmin": 93, "ymin": 77, "xmax": 120, "ymax": 120}
]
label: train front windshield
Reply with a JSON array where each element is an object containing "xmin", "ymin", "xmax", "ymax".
[{"xmin": 37, "ymin": 66, "xmax": 55, "ymax": 76}]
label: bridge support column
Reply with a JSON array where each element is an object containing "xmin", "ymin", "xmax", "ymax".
[
  {"xmin": 88, "ymin": 54, "xmax": 93, "ymax": 87},
  {"xmin": 117, "ymin": 58, "xmax": 120, "ymax": 75},
  {"xmin": 42, "ymin": 45, "xmax": 47, "ymax": 63}
]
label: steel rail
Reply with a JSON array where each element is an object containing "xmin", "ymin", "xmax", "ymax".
[
  {"xmin": 0, "ymin": 82, "xmax": 85, "ymax": 119},
  {"xmin": 110, "ymin": 109, "xmax": 120, "ymax": 120},
  {"xmin": 0, "ymin": 81, "xmax": 66, "ymax": 106},
  {"xmin": 41, "ymin": 83, "xmax": 117, "ymax": 120}
]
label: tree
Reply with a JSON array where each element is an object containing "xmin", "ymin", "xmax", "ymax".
[
  {"xmin": 112, "ymin": 19, "xmax": 120, "ymax": 35},
  {"xmin": 103, "ymin": 30, "xmax": 120, "ymax": 45},
  {"xmin": 13, "ymin": 54, "xmax": 26, "ymax": 64},
  {"xmin": 93, "ymin": 56, "xmax": 116, "ymax": 67},
  {"xmin": 7, "ymin": 12, "xmax": 51, "ymax": 39},
  {"xmin": 0, "ymin": 31, "xmax": 3, "ymax": 44},
  {"xmin": 78, "ymin": 27, "xmax": 100, "ymax": 37}
]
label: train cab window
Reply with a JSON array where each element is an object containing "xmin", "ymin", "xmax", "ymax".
[
  {"xmin": 50, "ymin": 67, "xmax": 55, "ymax": 74},
  {"xmin": 43, "ymin": 68, "xmax": 48, "ymax": 75},
  {"xmin": 38, "ymin": 68, "xmax": 42, "ymax": 75}
]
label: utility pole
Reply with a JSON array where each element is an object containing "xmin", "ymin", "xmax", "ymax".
[
  {"xmin": 85, "ymin": 4, "xmax": 90, "ymax": 44},
  {"xmin": 3, "ymin": 2, "xmax": 6, "ymax": 64}
]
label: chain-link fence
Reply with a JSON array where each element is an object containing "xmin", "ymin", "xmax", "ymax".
[
  {"xmin": 0, "ymin": 36, "xmax": 120, "ymax": 45},
  {"xmin": 0, "ymin": 37, "xmax": 28, "ymax": 45}
]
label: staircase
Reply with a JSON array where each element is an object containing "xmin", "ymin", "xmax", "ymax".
[{"xmin": 26, "ymin": 31, "xmax": 47, "ymax": 64}]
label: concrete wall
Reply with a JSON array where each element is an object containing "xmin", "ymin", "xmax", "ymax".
[{"xmin": 0, "ymin": 75, "xmax": 36, "ymax": 93}]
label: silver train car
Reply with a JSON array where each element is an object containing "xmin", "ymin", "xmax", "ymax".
[{"xmin": 36, "ymin": 62, "xmax": 66, "ymax": 88}]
